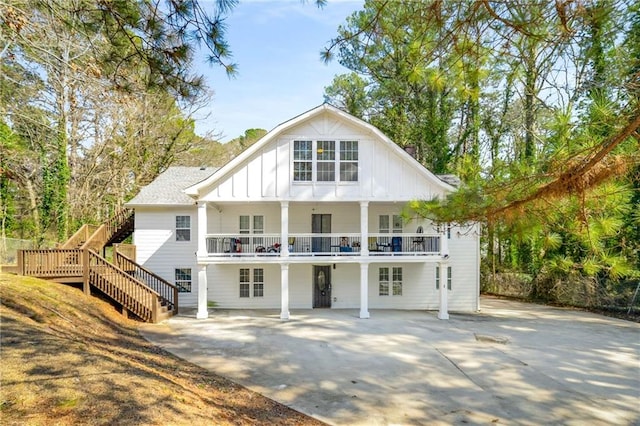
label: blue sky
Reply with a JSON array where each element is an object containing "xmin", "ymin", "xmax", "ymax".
[{"xmin": 193, "ymin": 0, "xmax": 363, "ymax": 142}]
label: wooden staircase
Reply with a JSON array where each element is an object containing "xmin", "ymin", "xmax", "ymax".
[{"xmin": 14, "ymin": 209, "xmax": 177, "ymax": 323}]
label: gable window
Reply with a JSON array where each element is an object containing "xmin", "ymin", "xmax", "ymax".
[
  {"xmin": 175, "ymin": 216, "xmax": 191, "ymax": 241},
  {"xmin": 293, "ymin": 140, "xmax": 312, "ymax": 181},
  {"xmin": 293, "ymin": 139, "xmax": 359, "ymax": 182},
  {"xmin": 436, "ymin": 266, "xmax": 452, "ymax": 290},
  {"xmin": 340, "ymin": 140, "xmax": 358, "ymax": 181},
  {"xmin": 240, "ymin": 268, "xmax": 264, "ymax": 298},
  {"xmin": 379, "ymin": 267, "xmax": 402, "ymax": 296},
  {"xmin": 317, "ymin": 140, "xmax": 336, "ymax": 181},
  {"xmin": 175, "ymin": 268, "xmax": 192, "ymax": 292}
]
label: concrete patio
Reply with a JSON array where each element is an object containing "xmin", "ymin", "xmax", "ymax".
[{"xmin": 141, "ymin": 297, "xmax": 640, "ymax": 425}]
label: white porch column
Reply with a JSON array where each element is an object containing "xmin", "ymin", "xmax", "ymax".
[
  {"xmin": 280, "ymin": 201, "xmax": 289, "ymax": 257},
  {"xmin": 359, "ymin": 262, "xmax": 370, "ymax": 319},
  {"xmin": 360, "ymin": 201, "xmax": 369, "ymax": 256},
  {"xmin": 197, "ymin": 201, "xmax": 207, "ymax": 257},
  {"xmin": 196, "ymin": 264, "xmax": 208, "ymax": 319},
  {"xmin": 438, "ymin": 225, "xmax": 450, "ymax": 320},
  {"xmin": 280, "ymin": 263, "xmax": 290, "ymax": 320}
]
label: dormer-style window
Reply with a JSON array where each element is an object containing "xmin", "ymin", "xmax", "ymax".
[{"xmin": 293, "ymin": 140, "xmax": 358, "ymax": 182}]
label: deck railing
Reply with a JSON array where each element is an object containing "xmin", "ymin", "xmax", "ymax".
[
  {"xmin": 18, "ymin": 249, "xmax": 84, "ymax": 277},
  {"xmin": 16, "ymin": 248, "xmax": 172, "ymax": 323},
  {"xmin": 115, "ymin": 251, "xmax": 178, "ymax": 314},
  {"xmin": 204, "ymin": 232, "xmax": 440, "ymax": 257},
  {"xmin": 60, "ymin": 225, "xmax": 100, "ymax": 249},
  {"xmin": 88, "ymin": 250, "xmax": 160, "ymax": 323},
  {"xmin": 113, "ymin": 243, "xmax": 136, "ymax": 261}
]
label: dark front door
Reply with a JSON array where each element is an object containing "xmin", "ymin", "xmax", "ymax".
[
  {"xmin": 313, "ymin": 265, "xmax": 331, "ymax": 308},
  {"xmin": 312, "ymin": 214, "xmax": 331, "ymax": 253}
]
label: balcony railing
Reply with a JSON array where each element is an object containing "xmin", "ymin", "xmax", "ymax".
[{"xmin": 204, "ymin": 232, "xmax": 440, "ymax": 258}]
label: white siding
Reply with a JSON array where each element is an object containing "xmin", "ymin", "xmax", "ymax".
[
  {"xmin": 330, "ymin": 264, "xmax": 360, "ymax": 308},
  {"xmin": 199, "ymin": 110, "xmax": 447, "ymax": 203},
  {"xmin": 207, "ymin": 264, "xmax": 280, "ymax": 308},
  {"xmin": 130, "ymin": 107, "xmax": 480, "ymax": 313},
  {"xmin": 289, "ymin": 264, "xmax": 312, "ymax": 308},
  {"xmin": 133, "ymin": 207, "xmax": 199, "ymax": 307},
  {"xmin": 446, "ymin": 223, "xmax": 481, "ymax": 311}
]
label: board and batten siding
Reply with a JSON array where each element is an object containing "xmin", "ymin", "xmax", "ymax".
[
  {"xmin": 199, "ymin": 111, "xmax": 447, "ymax": 204},
  {"xmin": 133, "ymin": 207, "xmax": 199, "ymax": 307}
]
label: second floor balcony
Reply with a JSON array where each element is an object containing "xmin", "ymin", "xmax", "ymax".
[{"xmin": 204, "ymin": 232, "xmax": 441, "ymax": 259}]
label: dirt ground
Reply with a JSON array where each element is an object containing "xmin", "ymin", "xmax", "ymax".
[{"xmin": 0, "ymin": 273, "xmax": 325, "ymax": 426}]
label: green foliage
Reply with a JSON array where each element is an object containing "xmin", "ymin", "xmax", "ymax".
[{"xmin": 329, "ymin": 0, "xmax": 640, "ymax": 308}]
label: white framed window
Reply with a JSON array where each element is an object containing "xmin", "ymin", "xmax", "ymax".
[
  {"xmin": 436, "ymin": 266, "xmax": 452, "ymax": 290},
  {"xmin": 392, "ymin": 267, "xmax": 403, "ymax": 296},
  {"xmin": 253, "ymin": 268, "xmax": 264, "ymax": 297},
  {"xmin": 292, "ymin": 139, "xmax": 359, "ymax": 183},
  {"xmin": 239, "ymin": 268, "xmax": 264, "ymax": 298},
  {"xmin": 340, "ymin": 140, "xmax": 358, "ymax": 181},
  {"xmin": 316, "ymin": 140, "xmax": 335, "ymax": 181},
  {"xmin": 293, "ymin": 140, "xmax": 312, "ymax": 181},
  {"xmin": 239, "ymin": 268, "xmax": 250, "ymax": 298},
  {"xmin": 175, "ymin": 215, "xmax": 191, "ymax": 241},
  {"xmin": 378, "ymin": 215, "xmax": 403, "ymax": 233},
  {"xmin": 379, "ymin": 267, "xmax": 389, "ymax": 296},
  {"xmin": 379, "ymin": 267, "xmax": 402, "ymax": 296},
  {"xmin": 175, "ymin": 268, "xmax": 192, "ymax": 293},
  {"xmin": 239, "ymin": 215, "xmax": 264, "ymax": 245}
]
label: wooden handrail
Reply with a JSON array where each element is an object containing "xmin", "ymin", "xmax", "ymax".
[
  {"xmin": 16, "ymin": 247, "xmax": 172, "ymax": 323},
  {"xmin": 115, "ymin": 252, "xmax": 178, "ymax": 314},
  {"xmin": 113, "ymin": 243, "xmax": 136, "ymax": 262},
  {"xmin": 19, "ymin": 249, "xmax": 83, "ymax": 277},
  {"xmin": 88, "ymin": 250, "xmax": 161, "ymax": 322},
  {"xmin": 81, "ymin": 225, "xmax": 108, "ymax": 253},
  {"xmin": 105, "ymin": 209, "xmax": 133, "ymax": 237}
]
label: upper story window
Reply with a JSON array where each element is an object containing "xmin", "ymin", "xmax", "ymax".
[
  {"xmin": 293, "ymin": 140, "xmax": 358, "ymax": 182},
  {"xmin": 293, "ymin": 140, "xmax": 312, "ymax": 181},
  {"xmin": 239, "ymin": 215, "xmax": 264, "ymax": 244},
  {"xmin": 175, "ymin": 215, "xmax": 191, "ymax": 241},
  {"xmin": 379, "ymin": 215, "xmax": 403, "ymax": 233}
]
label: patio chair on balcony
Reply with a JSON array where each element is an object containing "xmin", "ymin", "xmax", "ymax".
[
  {"xmin": 339, "ymin": 236, "xmax": 353, "ymax": 252},
  {"xmin": 391, "ymin": 236, "xmax": 402, "ymax": 252},
  {"xmin": 368, "ymin": 236, "xmax": 388, "ymax": 252},
  {"xmin": 412, "ymin": 226, "xmax": 425, "ymax": 251}
]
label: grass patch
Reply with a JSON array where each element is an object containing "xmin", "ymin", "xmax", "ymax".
[{"xmin": 0, "ymin": 273, "xmax": 324, "ymax": 425}]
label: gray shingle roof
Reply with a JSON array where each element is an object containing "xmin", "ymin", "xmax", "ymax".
[
  {"xmin": 436, "ymin": 174, "xmax": 461, "ymax": 187},
  {"xmin": 126, "ymin": 167, "xmax": 218, "ymax": 206}
]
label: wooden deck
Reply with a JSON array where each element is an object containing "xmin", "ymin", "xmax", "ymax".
[{"xmin": 13, "ymin": 209, "xmax": 176, "ymax": 323}]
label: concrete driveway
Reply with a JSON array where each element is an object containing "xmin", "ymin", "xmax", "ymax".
[{"xmin": 141, "ymin": 297, "xmax": 640, "ymax": 425}]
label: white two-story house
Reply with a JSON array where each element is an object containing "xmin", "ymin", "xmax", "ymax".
[{"xmin": 126, "ymin": 103, "xmax": 480, "ymax": 320}]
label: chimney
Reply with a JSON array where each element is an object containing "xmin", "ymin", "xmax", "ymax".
[{"xmin": 404, "ymin": 145, "xmax": 417, "ymax": 159}]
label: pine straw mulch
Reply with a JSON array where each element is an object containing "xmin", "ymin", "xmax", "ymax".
[{"xmin": 0, "ymin": 273, "xmax": 325, "ymax": 426}]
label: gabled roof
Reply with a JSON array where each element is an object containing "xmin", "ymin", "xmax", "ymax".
[
  {"xmin": 184, "ymin": 103, "xmax": 455, "ymax": 197},
  {"xmin": 126, "ymin": 166, "xmax": 218, "ymax": 206},
  {"xmin": 437, "ymin": 174, "xmax": 461, "ymax": 187}
]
